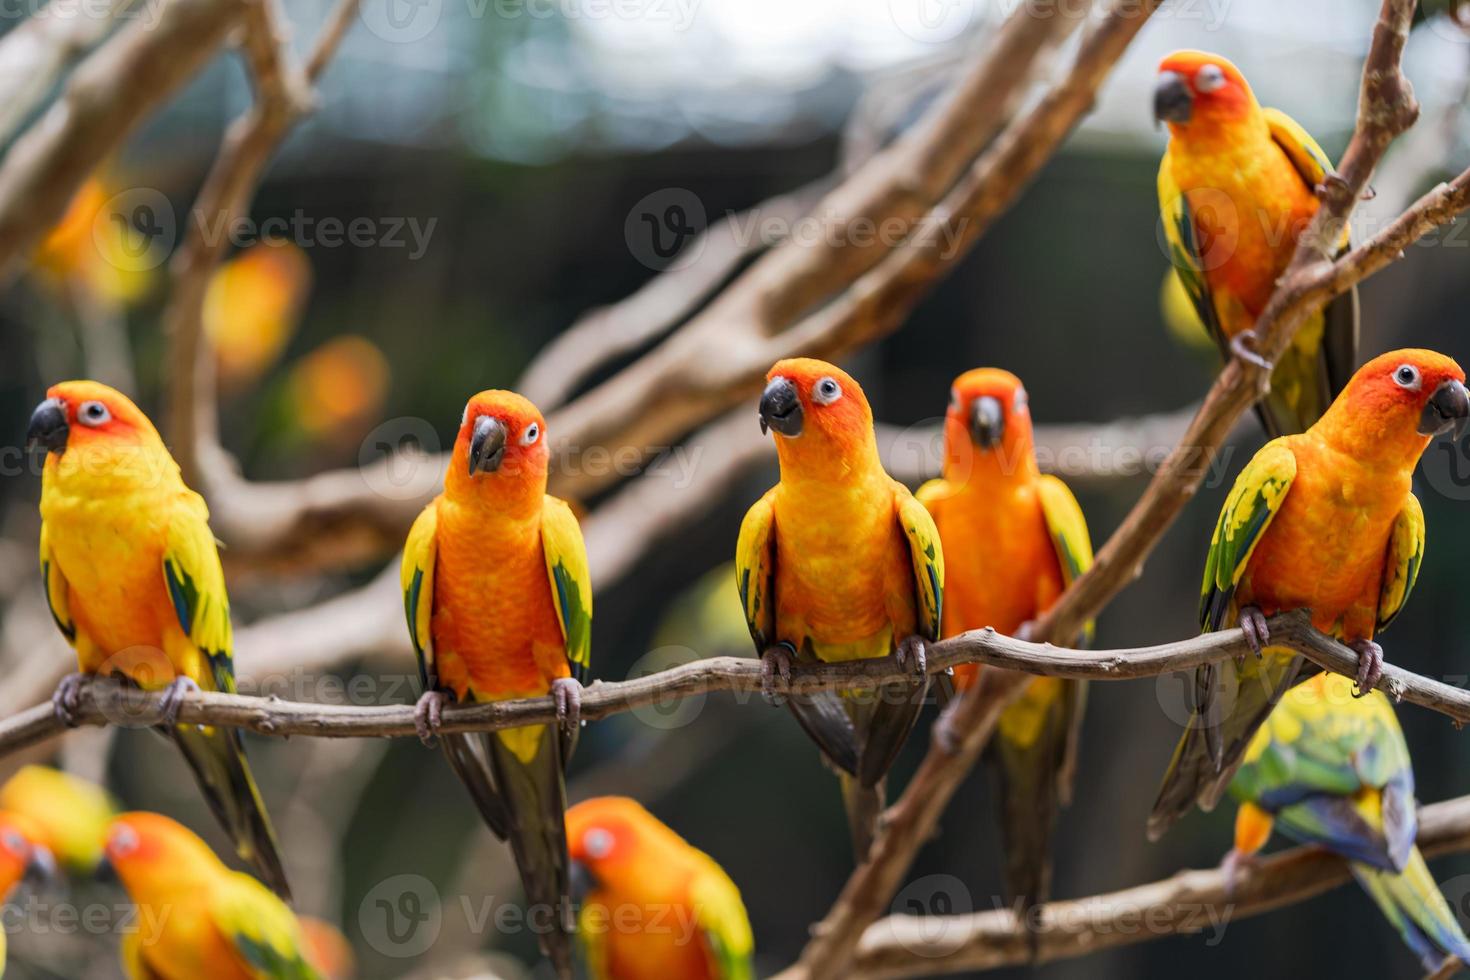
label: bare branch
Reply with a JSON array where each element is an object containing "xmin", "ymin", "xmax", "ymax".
[{"xmin": 0, "ymin": 0, "xmax": 134, "ymax": 145}]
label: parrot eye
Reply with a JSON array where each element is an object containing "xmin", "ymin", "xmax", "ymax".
[
  {"xmin": 520, "ymin": 422, "xmax": 540, "ymax": 446},
  {"xmin": 109, "ymin": 825, "xmax": 139, "ymax": 857},
  {"xmin": 1195, "ymin": 64, "xmax": 1226, "ymax": 93},
  {"xmin": 1012, "ymin": 389, "xmax": 1029, "ymax": 414},
  {"xmin": 584, "ymin": 827, "xmax": 614, "ymax": 859},
  {"xmin": 812, "ymin": 377, "xmax": 843, "ymax": 406},
  {"xmin": 1393, "ymin": 364, "xmax": 1421, "ymax": 391},
  {"xmin": 0, "ymin": 830, "xmax": 24, "ymax": 856},
  {"xmin": 78, "ymin": 401, "xmax": 111, "ymax": 427}
]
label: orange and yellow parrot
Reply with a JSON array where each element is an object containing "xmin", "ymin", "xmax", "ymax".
[
  {"xmin": 401, "ymin": 390, "xmax": 590, "ymax": 978},
  {"xmin": 0, "ymin": 810, "xmax": 58, "ymax": 978},
  {"xmin": 297, "ymin": 918, "xmax": 355, "ymax": 980},
  {"xmin": 916, "ymin": 369, "xmax": 1093, "ymax": 914},
  {"xmin": 27, "ymin": 381, "xmax": 291, "ymax": 898},
  {"xmin": 1155, "ymin": 50, "xmax": 1358, "ymax": 437},
  {"xmin": 1229, "ymin": 673, "xmax": 1470, "ymax": 971},
  {"xmin": 1149, "ymin": 350, "xmax": 1468, "ymax": 837},
  {"xmin": 103, "ymin": 812, "xmax": 321, "ymax": 979},
  {"xmin": 736, "ymin": 358, "xmax": 942, "ymax": 861},
  {"xmin": 0, "ymin": 764, "xmax": 117, "ymax": 875},
  {"xmin": 566, "ymin": 796, "xmax": 753, "ymax": 980}
]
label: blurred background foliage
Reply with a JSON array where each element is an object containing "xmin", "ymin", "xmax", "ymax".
[{"xmin": 1, "ymin": 0, "xmax": 1470, "ymax": 977}]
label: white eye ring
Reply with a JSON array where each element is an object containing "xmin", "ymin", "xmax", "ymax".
[
  {"xmin": 584, "ymin": 828, "xmax": 614, "ymax": 859},
  {"xmin": 78, "ymin": 401, "xmax": 111, "ymax": 427},
  {"xmin": 109, "ymin": 825, "xmax": 139, "ymax": 856},
  {"xmin": 0, "ymin": 830, "xmax": 23, "ymax": 856},
  {"xmin": 813, "ymin": 377, "xmax": 843, "ymax": 406},
  {"xmin": 1195, "ymin": 64, "xmax": 1226, "ymax": 93},
  {"xmin": 520, "ymin": 422, "xmax": 540, "ymax": 446},
  {"xmin": 1012, "ymin": 389, "xmax": 1029, "ymax": 414},
  {"xmin": 1393, "ymin": 364, "xmax": 1421, "ymax": 391}
]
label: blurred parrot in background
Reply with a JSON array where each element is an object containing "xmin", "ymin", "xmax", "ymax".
[
  {"xmin": 737, "ymin": 358, "xmax": 942, "ymax": 862},
  {"xmin": 1149, "ymin": 350, "xmax": 1469, "ymax": 838},
  {"xmin": 401, "ymin": 389, "xmax": 590, "ymax": 979},
  {"xmin": 26, "ymin": 381, "xmax": 292, "ymax": 899},
  {"xmin": 1155, "ymin": 49, "xmax": 1358, "ymax": 437},
  {"xmin": 566, "ymin": 796, "xmax": 753, "ymax": 980},
  {"xmin": 296, "ymin": 918, "xmax": 356, "ymax": 980},
  {"xmin": 916, "ymin": 368, "xmax": 1093, "ymax": 916},
  {"xmin": 0, "ymin": 810, "xmax": 59, "ymax": 978},
  {"xmin": 103, "ymin": 812, "xmax": 321, "ymax": 979},
  {"xmin": 0, "ymin": 765, "xmax": 117, "ymax": 875},
  {"xmin": 1229, "ymin": 672, "xmax": 1470, "ymax": 972}
]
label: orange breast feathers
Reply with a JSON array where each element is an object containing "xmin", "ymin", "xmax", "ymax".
[{"xmin": 429, "ymin": 498, "xmax": 567, "ymax": 701}]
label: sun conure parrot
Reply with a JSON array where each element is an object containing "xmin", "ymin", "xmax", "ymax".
[
  {"xmin": 0, "ymin": 765, "xmax": 117, "ymax": 875},
  {"xmin": 1155, "ymin": 49, "xmax": 1358, "ymax": 437},
  {"xmin": 296, "ymin": 918, "xmax": 355, "ymax": 980},
  {"xmin": 0, "ymin": 810, "xmax": 59, "ymax": 979},
  {"xmin": 401, "ymin": 389, "xmax": 590, "ymax": 979},
  {"xmin": 1228, "ymin": 672, "xmax": 1470, "ymax": 971},
  {"xmin": 915, "ymin": 368, "xmax": 1093, "ymax": 916},
  {"xmin": 103, "ymin": 812, "xmax": 321, "ymax": 979},
  {"xmin": 1149, "ymin": 350, "xmax": 1469, "ymax": 838},
  {"xmin": 26, "ymin": 381, "xmax": 292, "ymax": 898},
  {"xmin": 566, "ymin": 796, "xmax": 753, "ymax": 980},
  {"xmin": 736, "ymin": 358, "xmax": 942, "ymax": 862}
]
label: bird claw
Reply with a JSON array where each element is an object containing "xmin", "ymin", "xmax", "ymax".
[
  {"xmin": 1219, "ymin": 848, "xmax": 1257, "ymax": 900},
  {"xmin": 51, "ymin": 674, "xmax": 87, "ymax": 728},
  {"xmin": 1350, "ymin": 639, "xmax": 1385, "ymax": 697},
  {"xmin": 551, "ymin": 678, "xmax": 583, "ymax": 734},
  {"xmin": 1314, "ymin": 170, "xmax": 1352, "ymax": 201},
  {"xmin": 1238, "ymin": 606, "xmax": 1269, "ymax": 664},
  {"xmin": 896, "ymin": 635, "xmax": 927, "ymax": 677},
  {"xmin": 414, "ymin": 690, "xmax": 452, "ymax": 748},
  {"xmin": 157, "ymin": 676, "xmax": 201, "ymax": 726},
  {"xmin": 760, "ymin": 643, "xmax": 795, "ymax": 704},
  {"xmin": 1230, "ymin": 331, "xmax": 1274, "ymax": 373}
]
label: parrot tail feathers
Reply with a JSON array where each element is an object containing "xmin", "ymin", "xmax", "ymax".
[
  {"xmin": 838, "ymin": 773, "xmax": 883, "ymax": 864},
  {"xmin": 171, "ymin": 725, "xmax": 292, "ymax": 902},
  {"xmin": 440, "ymin": 733, "xmax": 510, "ymax": 839},
  {"xmin": 785, "ymin": 690, "xmax": 860, "ymax": 777},
  {"xmin": 484, "ymin": 725, "xmax": 575, "ymax": 980},
  {"xmin": 1352, "ymin": 849, "xmax": 1470, "ymax": 972}
]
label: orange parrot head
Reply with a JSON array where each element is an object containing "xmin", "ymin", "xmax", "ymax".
[
  {"xmin": 1321, "ymin": 349, "xmax": 1468, "ymax": 463},
  {"xmin": 1154, "ymin": 51, "xmax": 1256, "ymax": 132},
  {"xmin": 566, "ymin": 796, "xmax": 669, "ymax": 898},
  {"xmin": 942, "ymin": 368, "xmax": 1037, "ymax": 483},
  {"xmin": 103, "ymin": 812, "xmax": 220, "ymax": 899},
  {"xmin": 0, "ymin": 811, "xmax": 58, "ymax": 901},
  {"xmin": 447, "ymin": 390, "xmax": 550, "ymax": 506},
  {"xmin": 27, "ymin": 381, "xmax": 171, "ymax": 491},
  {"xmin": 760, "ymin": 358, "xmax": 878, "ymax": 480}
]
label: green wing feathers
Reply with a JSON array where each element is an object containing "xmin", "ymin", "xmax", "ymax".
[
  {"xmin": 1378, "ymin": 493, "xmax": 1425, "ymax": 633},
  {"xmin": 1158, "ymin": 151, "xmax": 1228, "ymax": 359},
  {"xmin": 39, "ymin": 523, "xmax": 76, "ymax": 645},
  {"xmin": 541, "ymin": 495, "xmax": 592, "ymax": 684},
  {"xmin": 734, "ymin": 489, "xmax": 777, "ymax": 653},
  {"xmin": 162, "ymin": 493, "xmax": 233, "ymax": 691},
  {"xmin": 1200, "ymin": 440, "xmax": 1297, "ymax": 632},
  {"xmin": 894, "ymin": 484, "xmax": 944, "ymax": 644},
  {"xmin": 401, "ymin": 501, "xmax": 439, "ymax": 689},
  {"xmin": 212, "ymin": 877, "xmax": 323, "ymax": 979},
  {"xmin": 1037, "ymin": 474, "xmax": 1094, "ymax": 642},
  {"xmin": 690, "ymin": 872, "xmax": 755, "ymax": 980}
]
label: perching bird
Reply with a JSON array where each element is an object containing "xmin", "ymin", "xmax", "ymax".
[
  {"xmin": 736, "ymin": 358, "xmax": 942, "ymax": 861},
  {"xmin": 0, "ymin": 810, "xmax": 58, "ymax": 978},
  {"xmin": 916, "ymin": 368, "xmax": 1093, "ymax": 916},
  {"xmin": 401, "ymin": 389, "xmax": 590, "ymax": 979},
  {"xmin": 566, "ymin": 796, "xmax": 753, "ymax": 980},
  {"xmin": 27, "ymin": 381, "xmax": 292, "ymax": 899},
  {"xmin": 1155, "ymin": 49, "xmax": 1358, "ymax": 437},
  {"xmin": 0, "ymin": 765, "xmax": 117, "ymax": 875},
  {"xmin": 1149, "ymin": 349, "xmax": 1468, "ymax": 838},
  {"xmin": 103, "ymin": 812, "xmax": 321, "ymax": 980},
  {"xmin": 1228, "ymin": 672, "xmax": 1470, "ymax": 972}
]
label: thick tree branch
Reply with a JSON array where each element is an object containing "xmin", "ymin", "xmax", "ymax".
[{"xmin": 0, "ymin": 0, "xmax": 133, "ymax": 145}]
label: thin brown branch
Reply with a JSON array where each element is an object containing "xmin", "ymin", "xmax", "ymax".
[{"xmin": 851, "ymin": 794, "xmax": 1470, "ymax": 978}]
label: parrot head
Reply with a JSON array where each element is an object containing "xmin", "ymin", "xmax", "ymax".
[
  {"xmin": 1154, "ymin": 51, "xmax": 1255, "ymax": 131},
  {"xmin": 26, "ymin": 381, "xmax": 170, "ymax": 490},
  {"xmin": 566, "ymin": 796, "xmax": 670, "ymax": 899},
  {"xmin": 0, "ymin": 811, "xmax": 58, "ymax": 901},
  {"xmin": 447, "ymin": 390, "xmax": 550, "ymax": 504},
  {"xmin": 102, "ymin": 812, "xmax": 220, "ymax": 899},
  {"xmin": 0, "ymin": 766, "xmax": 117, "ymax": 875},
  {"xmin": 941, "ymin": 368, "xmax": 1037, "ymax": 482},
  {"xmin": 759, "ymin": 358, "xmax": 879, "ymax": 480},
  {"xmin": 1323, "ymin": 349, "xmax": 1468, "ymax": 462}
]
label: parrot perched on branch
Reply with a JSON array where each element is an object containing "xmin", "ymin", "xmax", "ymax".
[
  {"xmin": 0, "ymin": 810, "xmax": 58, "ymax": 978},
  {"xmin": 1149, "ymin": 349, "xmax": 1468, "ymax": 838},
  {"xmin": 103, "ymin": 812, "xmax": 321, "ymax": 980},
  {"xmin": 1229, "ymin": 672, "xmax": 1470, "ymax": 972},
  {"xmin": 26, "ymin": 381, "xmax": 292, "ymax": 899},
  {"xmin": 0, "ymin": 765, "xmax": 117, "ymax": 875},
  {"xmin": 736, "ymin": 358, "xmax": 942, "ymax": 862},
  {"xmin": 916, "ymin": 368, "xmax": 1093, "ymax": 917},
  {"xmin": 566, "ymin": 796, "xmax": 754, "ymax": 980},
  {"xmin": 1155, "ymin": 49, "xmax": 1358, "ymax": 437},
  {"xmin": 401, "ymin": 389, "xmax": 590, "ymax": 979}
]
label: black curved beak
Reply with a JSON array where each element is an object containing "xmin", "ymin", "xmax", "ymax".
[
  {"xmin": 24, "ymin": 844, "xmax": 58, "ymax": 891},
  {"xmin": 969, "ymin": 396, "xmax": 1005, "ymax": 450},
  {"xmin": 1420, "ymin": 379, "xmax": 1470, "ymax": 438},
  {"xmin": 569, "ymin": 859, "xmax": 596, "ymax": 903},
  {"xmin": 759, "ymin": 377, "xmax": 803, "ymax": 438},
  {"xmin": 93, "ymin": 852, "xmax": 118, "ymax": 885},
  {"xmin": 26, "ymin": 398, "xmax": 68, "ymax": 455},
  {"xmin": 468, "ymin": 415, "xmax": 507, "ymax": 475},
  {"xmin": 1154, "ymin": 71, "xmax": 1193, "ymax": 126}
]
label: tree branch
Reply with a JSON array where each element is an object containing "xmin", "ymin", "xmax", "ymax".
[{"xmin": 0, "ymin": 0, "xmax": 134, "ymax": 146}]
